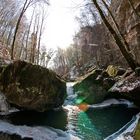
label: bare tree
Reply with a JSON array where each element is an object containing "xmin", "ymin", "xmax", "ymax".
[
  {"xmin": 10, "ymin": 0, "xmax": 49, "ymax": 60},
  {"xmin": 30, "ymin": 12, "xmax": 39, "ymax": 63},
  {"xmin": 25, "ymin": 6, "xmax": 36, "ymax": 60},
  {"xmin": 19, "ymin": 29, "xmax": 27, "ymax": 59},
  {"xmin": 37, "ymin": 4, "xmax": 48, "ymax": 64},
  {"xmin": 11, "ymin": 0, "xmax": 29, "ymax": 60}
]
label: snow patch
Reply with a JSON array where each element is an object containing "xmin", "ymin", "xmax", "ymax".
[
  {"xmin": 89, "ymin": 99, "xmax": 135, "ymax": 109},
  {"xmin": 0, "ymin": 120, "xmax": 80, "ymax": 140},
  {"xmin": 0, "ymin": 108, "xmax": 19, "ymax": 115},
  {"xmin": 110, "ymin": 80, "xmax": 140, "ymax": 93}
]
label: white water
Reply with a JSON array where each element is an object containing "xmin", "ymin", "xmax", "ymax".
[
  {"xmin": 66, "ymin": 83, "xmax": 75, "ymax": 95},
  {"xmin": 64, "ymin": 83, "xmax": 77, "ymax": 105}
]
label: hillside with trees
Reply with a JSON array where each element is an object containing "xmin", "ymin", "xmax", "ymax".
[
  {"xmin": 0, "ymin": 0, "xmax": 51, "ymax": 66},
  {"xmin": 51, "ymin": 0, "xmax": 140, "ymax": 79}
]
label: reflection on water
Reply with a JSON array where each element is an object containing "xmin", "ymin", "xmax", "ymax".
[
  {"xmin": 86, "ymin": 106, "xmax": 139, "ymax": 139},
  {"xmin": 0, "ymin": 104, "xmax": 139, "ymax": 140},
  {"xmin": 0, "ymin": 82, "xmax": 139, "ymax": 140},
  {"xmin": 77, "ymin": 111, "xmax": 102, "ymax": 140},
  {"xmin": 4, "ymin": 109, "xmax": 67, "ymax": 131},
  {"xmin": 66, "ymin": 105, "xmax": 139, "ymax": 140}
]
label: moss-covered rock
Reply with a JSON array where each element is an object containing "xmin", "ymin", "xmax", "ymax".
[
  {"xmin": 74, "ymin": 69, "xmax": 108, "ymax": 104},
  {"xmin": 134, "ymin": 120, "xmax": 140, "ymax": 140},
  {"xmin": 106, "ymin": 65, "xmax": 118, "ymax": 77},
  {"xmin": 0, "ymin": 61, "xmax": 66, "ymax": 112}
]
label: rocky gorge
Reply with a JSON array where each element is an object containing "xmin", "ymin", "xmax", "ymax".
[
  {"xmin": 0, "ymin": 61, "xmax": 139, "ymax": 140},
  {"xmin": 0, "ymin": 0, "xmax": 139, "ymax": 139}
]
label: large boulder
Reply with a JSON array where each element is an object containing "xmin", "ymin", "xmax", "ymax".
[
  {"xmin": 0, "ymin": 61, "xmax": 66, "ymax": 112},
  {"xmin": 74, "ymin": 69, "xmax": 110, "ymax": 104},
  {"xmin": 108, "ymin": 73, "xmax": 140, "ymax": 107}
]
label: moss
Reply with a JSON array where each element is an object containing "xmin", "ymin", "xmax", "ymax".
[
  {"xmin": 134, "ymin": 121, "xmax": 140, "ymax": 140},
  {"xmin": 106, "ymin": 65, "xmax": 118, "ymax": 77}
]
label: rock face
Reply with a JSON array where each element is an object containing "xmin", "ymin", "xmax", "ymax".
[
  {"xmin": 109, "ymin": 73, "xmax": 140, "ymax": 107},
  {"xmin": 74, "ymin": 69, "xmax": 115, "ymax": 104},
  {"xmin": 74, "ymin": 66, "xmax": 140, "ymax": 106},
  {"xmin": 0, "ymin": 61, "xmax": 66, "ymax": 112},
  {"xmin": 111, "ymin": 0, "xmax": 140, "ymax": 64}
]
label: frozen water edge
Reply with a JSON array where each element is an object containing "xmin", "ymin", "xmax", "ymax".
[
  {"xmin": 0, "ymin": 91, "xmax": 20, "ymax": 116},
  {"xmin": 105, "ymin": 113, "xmax": 140, "ymax": 140},
  {"xmin": 88, "ymin": 99, "xmax": 139, "ymax": 140},
  {"xmin": 88, "ymin": 99, "xmax": 136, "ymax": 109},
  {"xmin": 0, "ymin": 108, "xmax": 19, "ymax": 115},
  {"xmin": 0, "ymin": 120, "xmax": 80, "ymax": 140},
  {"xmin": 0, "ymin": 97, "xmax": 137, "ymax": 140}
]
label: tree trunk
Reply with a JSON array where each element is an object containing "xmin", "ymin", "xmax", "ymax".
[
  {"xmin": 37, "ymin": 15, "xmax": 44, "ymax": 64},
  {"xmin": 25, "ymin": 6, "xmax": 35, "ymax": 60},
  {"xmin": 30, "ymin": 13, "xmax": 39, "ymax": 63},
  {"xmin": 128, "ymin": 0, "xmax": 140, "ymax": 18},
  {"xmin": 0, "ymin": 11, "xmax": 9, "ymax": 30},
  {"xmin": 6, "ymin": 26, "xmax": 13, "ymax": 48},
  {"xmin": 19, "ymin": 30, "xmax": 27, "ymax": 59},
  {"xmin": 10, "ymin": 0, "xmax": 28, "ymax": 60},
  {"xmin": 34, "ymin": 14, "xmax": 40, "ymax": 64},
  {"xmin": 92, "ymin": 0, "xmax": 139, "ymax": 70},
  {"xmin": 1, "ymin": 22, "xmax": 9, "ymax": 40},
  {"xmin": 31, "ymin": 33, "xmax": 37, "ymax": 63}
]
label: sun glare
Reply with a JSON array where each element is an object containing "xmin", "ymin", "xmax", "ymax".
[
  {"xmin": 25, "ymin": 0, "xmax": 84, "ymax": 50},
  {"xmin": 44, "ymin": 0, "xmax": 82, "ymax": 49}
]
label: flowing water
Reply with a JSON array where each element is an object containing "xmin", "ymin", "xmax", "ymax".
[{"xmin": 0, "ymin": 82, "xmax": 139, "ymax": 140}]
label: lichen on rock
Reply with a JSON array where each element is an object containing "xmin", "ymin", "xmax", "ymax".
[{"xmin": 0, "ymin": 60, "xmax": 66, "ymax": 112}]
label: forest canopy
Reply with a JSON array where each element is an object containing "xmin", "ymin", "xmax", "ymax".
[{"xmin": 0, "ymin": 0, "xmax": 140, "ymax": 78}]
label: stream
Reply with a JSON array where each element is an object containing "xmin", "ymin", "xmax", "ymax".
[{"xmin": 0, "ymin": 82, "xmax": 139, "ymax": 140}]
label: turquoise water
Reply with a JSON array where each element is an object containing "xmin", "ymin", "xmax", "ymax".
[
  {"xmin": 77, "ymin": 106, "xmax": 139, "ymax": 139},
  {"xmin": 67, "ymin": 105, "xmax": 139, "ymax": 140},
  {"xmin": 4, "ymin": 109, "xmax": 67, "ymax": 130},
  {"xmin": 0, "ymin": 83, "xmax": 139, "ymax": 139},
  {"xmin": 2, "ymin": 105, "xmax": 139, "ymax": 140}
]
